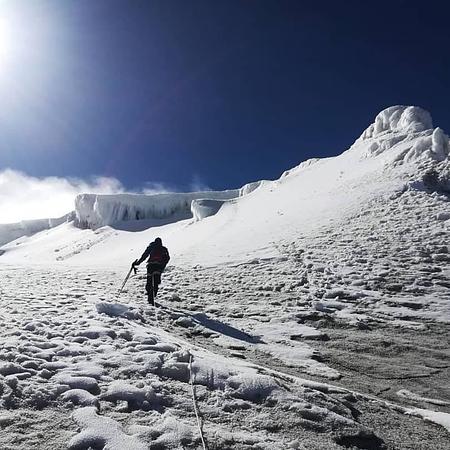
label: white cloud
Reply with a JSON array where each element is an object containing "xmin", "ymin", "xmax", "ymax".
[
  {"xmin": 0, "ymin": 169, "xmax": 125, "ymax": 223},
  {"xmin": 0, "ymin": 170, "xmax": 215, "ymax": 224}
]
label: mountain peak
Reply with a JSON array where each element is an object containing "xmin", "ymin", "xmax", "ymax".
[{"xmin": 361, "ymin": 105, "xmax": 433, "ymax": 140}]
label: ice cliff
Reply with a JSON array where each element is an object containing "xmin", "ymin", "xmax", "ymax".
[
  {"xmin": 74, "ymin": 180, "xmax": 266, "ymax": 229},
  {"xmin": 75, "ymin": 191, "xmax": 235, "ymax": 229}
]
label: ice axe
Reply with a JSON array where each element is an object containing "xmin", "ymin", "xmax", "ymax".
[{"xmin": 117, "ymin": 264, "xmax": 138, "ymax": 296}]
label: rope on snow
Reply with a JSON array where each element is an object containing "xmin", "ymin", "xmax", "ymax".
[
  {"xmin": 188, "ymin": 352, "xmax": 207, "ymax": 450},
  {"xmin": 141, "ymin": 274, "xmax": 205, "ymax": 448}
]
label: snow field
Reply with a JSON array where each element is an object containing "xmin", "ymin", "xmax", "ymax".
[
  {"xmin": 1, "ymin": 183, "xmax": 449, "ymax": 447},
  {"xmin": 0, "ymin": 266, "xmax": 387, "ymax": 449},
  {"xmin": 0, "ymin": 105, "xmax": 449, "ymax": 448}
]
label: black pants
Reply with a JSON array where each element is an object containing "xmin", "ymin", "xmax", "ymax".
[{"xmin": 146, "ymin": 263, "xmax": 163, "ymax": 301}]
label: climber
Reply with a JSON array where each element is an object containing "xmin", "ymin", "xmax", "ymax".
[{"xmin": 132, "ymin": 237, "xmax": 170, "ymax": 306}]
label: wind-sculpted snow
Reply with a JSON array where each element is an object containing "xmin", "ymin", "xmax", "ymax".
[
  {"xmin": 191, "ymin": 198, "xmax": 227, "ymax": 221},
  {"xmin": 361, "ymin": 105, "xmax": 433, "ymax": 140},
  {"xmin": 355, "ymin": 106, "xmax": 449, "ymax": 165}
]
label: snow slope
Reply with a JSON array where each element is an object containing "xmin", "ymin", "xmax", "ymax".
[
  {"xmin": 1, "ymin": 106, "xmax": 448, "ymax": 267},
  {"xmin": 0, "ymin": 214, "xmax": 71, "ymax": 247},
  {"xmin": 1, "ymin": 106, "xmax": 450, "ymax": 449}
]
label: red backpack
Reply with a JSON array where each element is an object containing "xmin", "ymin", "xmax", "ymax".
[{"xmin": 149, "ymin": 246, "xmax": 168, "ymax": 265}]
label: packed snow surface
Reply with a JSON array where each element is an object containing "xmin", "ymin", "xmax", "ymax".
[{"xmin": 0, "ymin": 106, "xmax": 449, "ymax": 449}]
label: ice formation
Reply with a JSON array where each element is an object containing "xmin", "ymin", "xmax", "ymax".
[
  {"xmin": 75, "ymin": 180, "xmax": 267, "ymax": 229},
  {"xmin": 360, "ymin": 105, "xmax": 433, "ymax": 140},
  {"xmin": 352, "ymin": 105, "xmax": 450, "ymax": 164},
  {"xmin": 191, "ymin": 199, "xmax": 227, "ymax": 222},
  {"xmin": 74, "ymin": 191, "xmax": 240, "ymax": 229}
]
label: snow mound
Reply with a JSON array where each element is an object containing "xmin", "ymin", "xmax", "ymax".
[
  {"xmin": 101, "ymin": 381, "xmax": 160, "ymax": 410},
  {"xmin": 227, "ymin": 373, "xmax": 280, "ymax": 402},
  {"xmin": 68, "ymin": 407, "xmax": 147, "ymax": 450},
  {"xmin": 53, "ymin": 374, "xmax": 100, "ymax": 394},
  {"xmin": 361, "ymin": 105, "xmax": 433, "ymax": 140},
  {"xmin": 149, "ymin": 414, "xmax": 195, "ymax": 448},
  {"xmin": 61, "ymin": 389, "xmax": 99, "ymax": 407},
  {"xmin": 95, "ymin": 302, "xmax": 143, "ymax": 320}
]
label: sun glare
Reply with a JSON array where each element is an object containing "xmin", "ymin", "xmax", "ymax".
[{"xmin": 0, "ymin": 18, "xmax": 13, "ymax": 64}]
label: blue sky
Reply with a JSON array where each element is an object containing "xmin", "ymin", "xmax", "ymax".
[{"xmin": 0, "ymin": 0, "xmax": 449, "ymax": 197}]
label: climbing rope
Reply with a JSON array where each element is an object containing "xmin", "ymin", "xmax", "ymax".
[
  {"xmin": 140, "ymin": 275, "xmax": 205, "ymax": 448},
  {"xmin": 188, "ymin": 352, "xmax": 207, "ymax": 450}
]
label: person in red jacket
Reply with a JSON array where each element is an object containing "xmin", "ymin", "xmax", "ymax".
[{"xmin": 132, "ymin": 237, "xmax": 170, "ymax": 305}]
